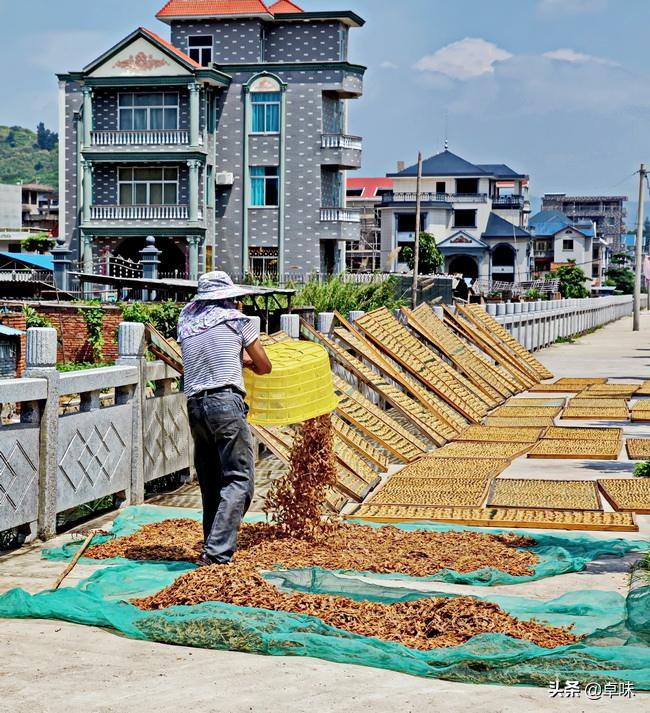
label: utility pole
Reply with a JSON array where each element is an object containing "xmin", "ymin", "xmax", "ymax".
[
  {"xmin": 411, "ymin": 152, "xmax": 423, "ymax": 309},
  {"xmin": 633, "ymin": 163, "xmax": 646, "ymax": 331}
]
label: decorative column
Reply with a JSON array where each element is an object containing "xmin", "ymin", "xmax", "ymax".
[
  {"xmin": 139, "ymin": 236, "xmax": 161, "ymax": 302},
  {"xmin": 82, "ymin": 86, "xmax": 93, "ymax": 148},
  {"xmin": 81, "ymin": 234, "xmax": 94, "ymax": 299},
  {"xmin": 24, "ymin": 328, "xmax": 60, "ymax": 540},
  {"xmin": 81, "ymin": 159, "xmax": 93, "ymax": 223},
  {"xmin": 187, "ymin": 159, "xmax": 201, "ymax": 222},
  {"xmin": 51, "ymin": 236, "xmax": 72, "ymax": 292},
  {"xmin": 116, "ymin": 322, "xmax": 146, "ymax": 504},
  {"xmin": 189, "ymin": 83, "xmax": 201, "ymax": 147},
  {"xmin": 187, "ymin": 235, "xmax": 202, "ymax": 280}
]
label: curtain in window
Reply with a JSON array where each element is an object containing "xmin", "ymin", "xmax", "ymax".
[
  {"xmin": 252, "ymin": 104, "xmax": 266, "ymax": 133},
  {"xmin": 251, "ymin": 93, "xmax": 280, "ymax": 133},
  {"xmin": 250, "ymin": 167, "xmax": 266, "ymax": 206}
]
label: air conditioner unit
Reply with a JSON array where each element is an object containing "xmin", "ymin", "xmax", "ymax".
[{"xmin": 215, "ymin": 172, "xmax": 234, "ymax": 186}]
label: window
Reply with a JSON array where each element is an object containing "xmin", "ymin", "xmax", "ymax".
[
  {"xmin": 339, "ymin": 26, "xmax": 348, "ymax": 60},
  {"xmin": 436, "ymin": 181, "xmax": 446, "ymax": 194},
  {"xmin": 118, "ymin": 167, "xmax": 178, "ymax": 205},
  {"xmin": 251, "ymin": 92, "xmax": 281, "ymax": 133},
  {"xmin": 563, "ymin": 239, "xmax": 574, "ymax": 251},
  {"xmin": 118, "ymin": 93, "xmax": 178, "ymax": 131},
  {"xmin": 396, "ymin": 213, "xmax": 425, "ymax": 234},
  {"xmin": 454, "ymin": 209, "xmax": 476, "ymax": 228},
  {"xmin": 206, "ymin": 166, "xmax": 214, "ymax": 208},
  {"xmin": 347, "ymin": 188, "xmax": 363, "ymax": 197},
  {"xmin": 250, "ymin": 166, "xmax": 279, "ymax": 207},
  {"xmin": 188, "ymin": 36, "xmax": 213, "ymax": 66},
  {"xmin": 249, "ymin": 247, "xmax": 279, "ymax": 276},
  {"xmin": 455, "ymin": 178, "xmax": 479, "ymax": 195}
]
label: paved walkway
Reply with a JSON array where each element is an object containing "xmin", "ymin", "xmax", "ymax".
[{"xmin": 1, "ymin": 312, "xmax": 649, "ymax": 713}]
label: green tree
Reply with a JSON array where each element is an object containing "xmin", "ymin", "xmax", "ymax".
[
  {"xmin": 400, "ymin": 232, "xmax": 443, "ymax": 275},
  {"xmin": 554, "ymin": 260, "xmax": 589, "ymax": 298},
  {"xmin": 606, "ymin": 264, "xmax": 635, "ymax": 294},
  {"xmin": 22, "ymin": 233, "xmax": 55, "ymax": 254},
  {"xmin": 35, "ymin": 122, "xmax": 58, "ymax": 151},
  {"xmin": 610, "ymin": 252, "xmax": 630, "ymax": 267}
]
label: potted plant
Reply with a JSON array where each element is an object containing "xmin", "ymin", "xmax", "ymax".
[
  {"xmin": 485, "ymin": 290, "xmax": 503, "ymax": 304},
  {"xmin": 525, "ymin": 288, "xmax": 542, "ymax": 302}
]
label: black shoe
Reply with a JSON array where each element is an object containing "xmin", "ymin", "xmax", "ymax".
[{"xmin": 195, "ymin": 553, "xmax": 228, "ymax": 567}]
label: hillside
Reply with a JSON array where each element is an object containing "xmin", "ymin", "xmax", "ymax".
[{"xmin": 0, "ymin": 125, "xmax": 58, "ymax": 187}]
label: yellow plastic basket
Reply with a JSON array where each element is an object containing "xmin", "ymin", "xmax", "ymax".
[{"xmin": 244, "ymin": 340, "xmax": 338, "ymax": 426}]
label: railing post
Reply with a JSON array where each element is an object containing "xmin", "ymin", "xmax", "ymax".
[
  {"xmin": 51, "ymin": 237, "xmax": 72, "ymax": 292},
  {"xmin": 280, "ymin": 314, "xmax": 300, "ymax": 339},
  {"xmin": 24, "ymin": 328, "xmax": 60, "ymax": 541},
  {"xmin": 116, "ymin": 323, "xmax": 146, "ymax": 505},
  {"xmin": 139, "ymin": 236, "xmax": 161, "ymax": 301}
]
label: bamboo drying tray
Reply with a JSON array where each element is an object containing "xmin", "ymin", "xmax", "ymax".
[
  {"xmin": 487, "ymin": 478, "xmax": 601, "ymax": 511},
  {"xmin": 527, "ymin": 438, "xmax": 621, "ymax": 460},
  {"xmin": 395, "ymin": 457, "xmax": 507, "ymax": 479},
  {"xmin": 598, "ymin": 478, "xmax": 650, "ymax": 514}
]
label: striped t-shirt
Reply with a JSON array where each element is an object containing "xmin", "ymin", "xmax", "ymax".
[{"xmin": 180, "ymin": 318, "xmax": 259, "ymax": 397}]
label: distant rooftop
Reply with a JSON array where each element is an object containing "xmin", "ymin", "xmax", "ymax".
[
  {"xmin": 347, "ymin": 177, "xmax": 393, "ymax": 200},
  {"xmin": 388, "ymin": 150, "xmax": 527, "ymax": 180},
  {"xmin": 156, "ymin": 0, "xmax": 363, "ymax": 25},
  {"xmin": 543, "ymin": 194, "xmax": 628, "ymax": 202}
]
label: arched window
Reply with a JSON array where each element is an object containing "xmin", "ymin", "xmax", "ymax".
[{"xmin": 249, "ymin": 75, "xmax": 282, "ymax": 134}]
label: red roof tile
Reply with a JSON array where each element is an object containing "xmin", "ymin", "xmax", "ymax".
[
  {"xmin": 269, "ymin": 0, "xmax": 303, "ymax": 12},
  {"xmin": 347, "ymin": 178, "xmax": 394, "ymax": 200},
  {"xmin": 140, "ymin": 27, "xmax": 202, "ymax": 68},
  {"xmin": 157, "ymin": 0, "xmax": 271, "ymax": 18}
]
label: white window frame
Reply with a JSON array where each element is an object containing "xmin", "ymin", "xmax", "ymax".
[
  {"xmin": 187, "ymin": 35, "xmax": 213, "ymax": 66},
  {"xmin": 118, "ymin": 92, "xmax": 179, "ymax": 132},
  {"xmin": 118, "ymin": 167, "xmax": 179, "ymax": 206}
]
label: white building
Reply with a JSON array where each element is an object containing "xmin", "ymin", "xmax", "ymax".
[{"xmin": 380, "ymin": 149, "xmax": 532, "ymax": 282}]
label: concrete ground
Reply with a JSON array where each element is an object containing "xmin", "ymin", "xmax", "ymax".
[{"xmin": 1, "ymin": 313, "xmax": 650, "ymax": 713}]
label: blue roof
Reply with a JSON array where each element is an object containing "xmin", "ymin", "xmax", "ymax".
[
  {"xmin": 529, "ymin": 211, "xmax": 595, "ymax": 237},
  {"xmin": 529, "ymin": 210, "xmax": 572, "ymax": 236},
  {"xmin": 482, "ymin": 212, "xmax": 530, "ymax": 239},
  {"xmin": 389, "ymin": 150, "xmax": 527, "ymax": 179},
  {"xmin": 0, "ymin": 252, "xmax": 54, "ymax": 270},
  {"xmin": 476, "ymin": 163, "xmax": 527, "ymax": 179},
  {"xmin": 0, "ymin": 324, "xmax": 24, "ymax": 337}
]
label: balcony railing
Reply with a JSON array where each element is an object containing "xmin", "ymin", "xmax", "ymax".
[
  {"xmin": 534, "ymin": 249, "xmax": 553, "ymax": 258},
  {"xmin": 320, "ymin": 207, "xmax": 361, "ymax": 223},
  {"xmin": 90, "ymin": 130, "xmax": 190, "ymax": 146},
  {"xmin": 492, "ymin": 195, "xmax": 525, "ymax": 209},
  {"xmin": 321, "ymin": 134, "xmax": 363, "ymax": 151},
  {"xmin": 382, "ymin": 191, "xmax": 488, "ymax": 204},
  {"xmin": 90, "ymin": 205, "xmax": 189, "ymax": 220}
]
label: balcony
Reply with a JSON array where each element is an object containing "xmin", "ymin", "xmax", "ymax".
[
  {"xmin": 492, "ymin": 195, "xmax": 525, "ymax": 209},
  {"xmin": 90, "ymin": 205, "xmax": 190, "ymax": 221},
  {"xmin": 382, "ymin": 191, "xmax": 488, "ymax": 204},
  {"xmin": 87, "ymin": 130, "xmax": 203, "ymax": 153},
  {"xmin": 320, "ymin": 207, "xmax": 361, "ymax": 223},
  {"xmin": 320, "ymin": 207, "xmax": 361, "ymax": 241},
  {"xmin": 320, "ymin": 134, "xmax": 362, "ymax": 169}
]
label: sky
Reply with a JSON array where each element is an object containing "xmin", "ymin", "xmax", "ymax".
[{"xmin": 2, "ymin": 0, "xmax": 650, "ymax": 203}]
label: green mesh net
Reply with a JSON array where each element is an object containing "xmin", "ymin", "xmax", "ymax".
[{"xmin": 1, "ymin": 505, "xmax": 649, "ymax": 688}]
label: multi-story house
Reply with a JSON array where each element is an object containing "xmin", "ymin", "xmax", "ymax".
[
  {"xmin": 21, "ymin": 183, "xmax": 59, "ymax": 235},
  {"xmin": 57, "ymin": 1, "xmax": 365, "ymax": 281},
  {"xmin": 541, "ymin": 193, "xmax": 627, "ymax": 252},
  {"xmin": 529, "ymin": 209, "xmax": 608, "ymax": 285},
  {"xmin": 380, "ymin": 149, "xmax": 532, "ymax": 282},
  {"xmin": 345, "ymin": 177, "xmax": 393, "ymax": 271}
]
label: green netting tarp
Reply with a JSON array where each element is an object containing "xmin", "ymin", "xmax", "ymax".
[
  {"xmin": 1, "ymin": 560, "xmax": 649, "ymax": 688},
  {"xmin": 2, "ymin": 505, "xmax": 649, "ymax": 687},
  {"xmin": 41, "ymin": 506, "xmax": 649, "ymax": 588}
]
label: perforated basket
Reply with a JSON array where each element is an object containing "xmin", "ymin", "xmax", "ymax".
[{"xmin": 244, "ymin": 340, "xmax": 338, "ymax": 426}]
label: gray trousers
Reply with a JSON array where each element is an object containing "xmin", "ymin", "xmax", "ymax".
[{"xmin": 187, "ymin": 389, "xmax": 255, "ymax": 563}]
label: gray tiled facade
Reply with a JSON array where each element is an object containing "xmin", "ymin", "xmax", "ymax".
[{"xmin": 59, "ymin": 9, "xmax": 365, "ymax": 279}]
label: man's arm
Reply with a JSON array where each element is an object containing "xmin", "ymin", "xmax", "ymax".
[{"xmin": 244, "ymin": 339, "xmax": 272, "ymax": 375}]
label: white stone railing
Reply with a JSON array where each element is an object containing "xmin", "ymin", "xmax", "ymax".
[
  {"xmin": 486, "ymin": 295, "xmax": 634, "ymax": 351},
  {"xmin": 382, "ymin": 192, "xmax": 488, "ymax": 204},
  {"xmin": 321, "ymin": 133, "xmax": 363, "ymax": 150},
  {"xmin": 90, "ymin": 205, "xmax": 189, "ymax": 221},
  {"xmin": 91, "ymin": 130, "xmax": 190, "ymax": 146},
  {"xmin": 320, "ymin": 207, "xmax": 361, "ymax": 223},
  {"xmin": 0, "ymin": 324, "xmax": 191, "ymax": 542}
]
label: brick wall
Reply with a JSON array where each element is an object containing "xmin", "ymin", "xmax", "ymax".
[
  {"xmin": 0, "ymin": 302, "xmax": 122, "ymax": 366},
  {"xmin": 39, "ymin": 305, "xmax": 122, "ymax": 364},
  {"xmin": 0, "ymin": 312, "xmax": 26, "ymax": 376}
]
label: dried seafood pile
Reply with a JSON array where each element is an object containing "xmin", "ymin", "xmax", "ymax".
[
  {"xmin": 263, "ymin": 414, "xmax": 338, "ymax": 539},
  {"xmin": 133, "ymin": 562, "xmax": 579, "ymax": 651},
  {"xmin": 86, "ymin": 517, "xmax": 538, "ymax": 578}
]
